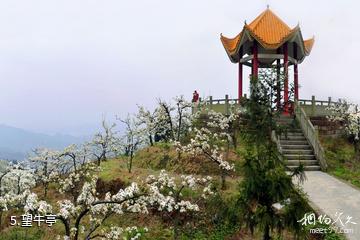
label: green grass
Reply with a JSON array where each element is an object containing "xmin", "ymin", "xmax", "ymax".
[
  {"xmin": 0, "ymin": 135, "xmax": 350, "ymax": 240},
  {"xmin": 321, "ymin": 136, "xmax": 360, "ymax": 188}
]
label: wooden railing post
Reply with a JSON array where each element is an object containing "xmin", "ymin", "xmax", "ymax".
[{"xmin": 225, "ymin": 94, "xmax": 229, "ymax": 115}]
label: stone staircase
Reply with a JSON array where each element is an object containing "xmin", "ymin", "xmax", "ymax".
[{"xmin": 276, "ymin": 116, "xmax": 321, "ymax": 171}]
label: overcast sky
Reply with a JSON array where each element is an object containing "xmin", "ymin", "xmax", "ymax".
[{"xmin": 0, "ymin": 0, "xmax": 359, "ymax": 136}]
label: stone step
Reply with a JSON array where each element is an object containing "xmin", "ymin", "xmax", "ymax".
[
  {"xmin": 284, "ymin": 154, "xmax": 316, "ymax": 160},
  {"xmin": 280, "ymin": 136, "xmax": 306, "ymax": 140},
  {"xmin": 280, "ymin": 140, "xmax": 309, "ymax": 145},
  {"xmin": 285, "ymin": 129, "xmax": 303, "ymax": 133},
  {"xmin": 282, "ymin": 149, "xmax": 314, "ymax": 155},
  {"xmin": 287, "ymin": 165, "xmax": 321, "ymax": 171},
  {"xmin": 281, "ymin": 132, "xmax": 304, "ymax": 136},
  {"xmin": 282, "ymin": 145, "xmax": 312, "ymax": 150},
  {"xmin": 287, "ymin": 160, "xmax": 319, "ymax": 166}
]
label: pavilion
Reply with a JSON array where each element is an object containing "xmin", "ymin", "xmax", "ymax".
[{"xmin": 220, "ymin": 7, "xmax": 314, "ymax": 113}]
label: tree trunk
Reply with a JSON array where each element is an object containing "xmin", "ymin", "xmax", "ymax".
[
  {"xmin": 17, "ymin": 177, "xmax": 21, "ymax": 195},
  {"xmin": 354, "ymin": 140, "xmax": 360, "ymax": 162},
  {"xmin": 149, "ymin": 135, "xmax": 154, "ymax": 146},
  {"xmin": 73, "ymin": 157, "xmax": 77, "ymax": 173},
  {"xmin": 263, "ymin": 224, "xmax": 271, "ymax": 240},
  {"xmin": 221, "ymin": 171, "xmax": 226, "ymax": 190},
  {"xmin": 221, "ymin": 141, "xmax": 230, "ymax": 190},
  {"xmin": 128, "ymin": 153, "xmax": 133, "ymax": 173},
  {"xmin": 44, "ymin": 182, "xmax": 48, "ymax": 198},
  {"xmin": 232, "ymin": 132, "xmax": 237, "ymax": 149},
  {"xmin": 176, "ymin": 152, "xmax": 181, "ymax": 163},
  {"xmin": 177, "ymin": 113, "xmax": 182, "ymax": 141},
  {"xmin": 173, "ymin": 217, "xmax": 180, "ymax": 240},
  {"xmin": 0, "ymin": 211, "xmax": 2, "ymax": 229}
]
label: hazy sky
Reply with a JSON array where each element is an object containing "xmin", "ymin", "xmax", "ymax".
[{"xmin": 0, "ymin": 0, "xmax": 359, "ymax": 136}]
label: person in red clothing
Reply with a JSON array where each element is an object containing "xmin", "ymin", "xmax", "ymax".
[{"xmin": 192, "ymin": 90, "xmax": 199, "ymax": 103}]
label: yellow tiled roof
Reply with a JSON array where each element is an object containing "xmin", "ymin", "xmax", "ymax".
[{"xmin": 220, "ymin": 9, "xmax": 314, "ymax": 57}]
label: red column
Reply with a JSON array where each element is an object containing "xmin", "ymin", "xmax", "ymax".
[
  {"xmin": 283, "ymin": 42, "xmax": 289, "ymax": 114},
  {"xmin": 252, "ymin": 42, "xmax": 258, "ymax": 78},
  {"xmin": 238, "ymin": 62, "xmax": 243, "ymax": 101},
  {"xmin": 293, "ymin": 43, "xmax": 299, "ymax": 100},
  {"xmin": 294, "ymin": 64, "xmax": 298, "ymax": 100},
  {"xmin": 276, "ymin": 58, "xmax": 281, "ymax": 108},
  {"xmin": 238, "ymin": 47, "xmax": 243, "ymax": 101}
]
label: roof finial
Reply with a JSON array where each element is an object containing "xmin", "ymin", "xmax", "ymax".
[{"xmin": 267, "ymin": 4, "xmax": 270, "ymax": 9}]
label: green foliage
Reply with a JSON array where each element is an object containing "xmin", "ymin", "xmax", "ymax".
[
  {"xmin": 237, "ymin": 70, "xmax": 310, "ymax": 240},
  {"xmin": 0, "ymin": 227, "xmax": 45, "ymax": 240},
  {"xmin": 178, "ymin": 194, "xmax": 242, "ymax": 239},
  {"xmin": 321, "ymin": 136, "xmax": 360, "ymax": 188}
]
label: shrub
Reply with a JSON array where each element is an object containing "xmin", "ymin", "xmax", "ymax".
[{"xmin": 96, "ymin": 178, "xmax": 126, "ymax": 198}]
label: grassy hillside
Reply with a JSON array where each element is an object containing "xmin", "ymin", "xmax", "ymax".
[
  {"xmin": 0, "ymin": 140, "xmax": 347, "ymax": 240},
  {"xmin": 321, "ymin": 136, "xmax": 360, "ymax": 188}
]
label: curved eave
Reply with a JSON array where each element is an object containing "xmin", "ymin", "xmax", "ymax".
[
  {"xmin": 221, "ymin": 26, "xmax": 314, "ymax": 63},
  {"xmin": 220, "ymin": 32, "xmax": 242, "ymax": 63},
  {"xmin": 304, "ymin": 37, "xmax": 315, "ymax": 55}
]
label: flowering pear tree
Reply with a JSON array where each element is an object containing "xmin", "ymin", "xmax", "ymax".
[
  {"xmin": 157, "ymin": 98, "xmax": 176, "ymax": 141},
  {"xmin": 145, "ymin": 170, "xmax": 213, "ymax": 240},
  {"xmin": 174, "ymin": 110, "xmax": 236, "ymax": 189},
  {"xmin": 0, "ymin": 163, "xmax": 11, "ymax": 228},
  {"xmin": 59, "ymin": 144, "xmax": 93, "ymax": 174},
  {"xmin": 156, "ymin": 96, "xmax": 192, "ymax": 142},
  {"xmin": 23, "ymin": 175, "xmax": 149, "ymax": 240},
  {"xmin": 2, "ymin": 164, "xmax": 36, "ymax": 195},
  {"xmin": 58, "ymin": 163, "xmax": 99, "ymax": 202},
  {"xmin": 76, "ymin": 143, "xmax": 93, "ymax": 167},
  {"xmin": 18, "ymin": 168, "xmax": 212, "ymax": 240},
  {"xmin": 328, "ymin": 99, "xmax": 360, "ymax": 161},
  {"xmin": 206, "ymin": 110, "xmax": 240, "ymax": 149},
  {"xmin": 118, "ymin": 115, "xmax": 144, "ymax": 173},
  {"xmin": 0, "ymin": 164, "xmax": 36, "ymax": 228},
  {"xmin": 91, "ymin": 120, "xmax": 119, "ymax": 166},
  {"xmin": 173, "ymin": 96, "xmax": 192, "ymax": 141},
  {"xmin": 29, "ymin": 148, "xmax": 61, "ymax": 197},
  {"xmin": 0, "ymin": 164, "xmax": 11, "ymax": 198},
  {"xmin": 136, "ymin": 105, "xmax": 159, "ymax": 146}
]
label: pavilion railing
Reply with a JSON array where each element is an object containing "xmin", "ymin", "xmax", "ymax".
[
  {"xmin": 200, "ymin": 95, "xmax": 336, "ymax": 106},
  {"xmin": 196, "ymin": 94, "xmax": 338, "ymax": 117},
  {"xmin": 195, "ymin": 94, "xmax": 246, "ymax": 115},
  {"xmin": 200, "ymin": 94, "xmax": 246, "ymax": 105},
  {"xmin": 298, "ymin": 96, "xmax": 336, "ymax": 106},
  {"xmin": 294, "ymin": 100, "xmax": 328, "ymax": 171},
  {"xmin": 298, "ymin": 96, "xmax": 339, "ymax": 117}
]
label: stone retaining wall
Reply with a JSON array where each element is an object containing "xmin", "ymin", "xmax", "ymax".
[{"xmin": 309, "ymin": 116, "xmax": 343, "ymax": 137}]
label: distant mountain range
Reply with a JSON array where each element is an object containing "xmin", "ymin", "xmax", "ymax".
[{"xmin": 0, "ymin": 124, "xmax": 88, "ymax": 161}]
